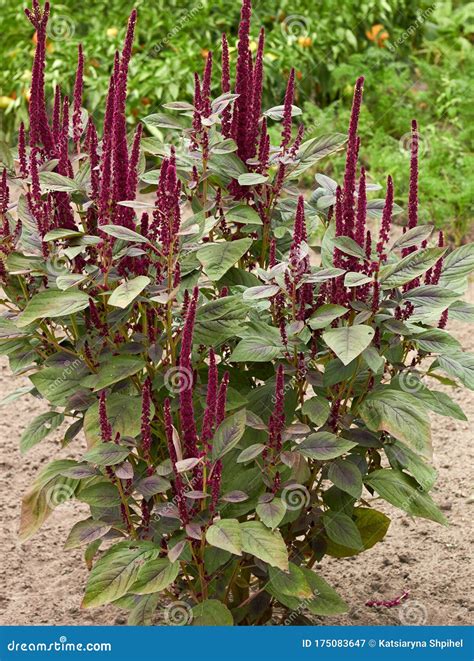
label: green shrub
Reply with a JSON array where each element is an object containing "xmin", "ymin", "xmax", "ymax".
[{"xmin": 1, "ymin": 0, "xmax": 473, "ymax": 626}]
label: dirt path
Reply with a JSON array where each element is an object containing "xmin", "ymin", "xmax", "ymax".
[{"xmin": 1, "ymin": 285, "xmax": 473, "ymax": 626}]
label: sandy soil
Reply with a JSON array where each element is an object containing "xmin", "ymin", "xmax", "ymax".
[{"xmin": 1, "ymin": 286, "xmax": 473, "ymax": 627}]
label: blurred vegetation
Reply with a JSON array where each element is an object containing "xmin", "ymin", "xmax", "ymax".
[{"xmin": 0, "ymin": 0, "xmax": 472, "ymax": 237}]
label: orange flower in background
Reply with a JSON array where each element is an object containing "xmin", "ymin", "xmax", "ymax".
[
  {"xmin": 297, "ymin": 36, "xmax": 313, "ymax": 48},
  {"xmin": 366, "ymin": 24, "xmax": 389, "ymax": 47}
]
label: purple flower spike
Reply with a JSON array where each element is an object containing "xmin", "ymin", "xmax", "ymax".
[
  {"xmin": 342, "ymin": 76, "xmax": 364, "ymax": 239},
  {"xmin": 232, "ymin": 0, "xmax": 252, "ymax": 160},
  {"xmin": 216, "ymin": 372, "xmax": 230, "ymax": 426},
  {"xmin": 221, "ymin": 33, "xmax": 232, "ymax": 137},
  {"xmin": 201, "ymin": 348, "xmax": 218, "ymax": 444},
  {"xmin": 407, "ymin": 119, "xmax": 419, "ymax": 231},
  {"xmin": 355, "ymin": 167, "xmax": 367, "ymax": 248},
  {"xmin": 141, "ymin": 377, "xmax": 152, "ymax": 461},
  {"xmin": 99, "ymin": 391, "xmax": 112, "ymax": 443},
  {"xmin": 280, "ymin": 68, "xmax": 295, "ymax": 152},
  {"xmin": 73, "ymin": 44, "xmax": 84, "ymax": 147},
  {"xmin": 377, "ymin": 175, "xmax": 394, "ymax": 262},
  {"xmin": 179, "ymin": 287, "xmax": 199, "ymax": 458},
  {"xmin": 18, "ymin": 122, "xmax": 29, "ymax": 178}
]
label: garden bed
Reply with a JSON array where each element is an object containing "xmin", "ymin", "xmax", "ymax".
[{"xmin": 1, "ymin": 283, "xmax": 472, "ymax": 626}]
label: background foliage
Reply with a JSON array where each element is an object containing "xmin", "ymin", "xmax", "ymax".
[{"xmin": 0, "ymin": 0, "xmax": 473, "ymax": 234}]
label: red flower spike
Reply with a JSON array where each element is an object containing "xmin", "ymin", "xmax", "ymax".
[
  {"xmin": 99, "ymin": 391, "xmax": 113, "ymax": 443},
  {"xmin": 73, "ymin": 44, "xmax": 84, "ymax": 147},
  {"xmin": 280, "ymin": 68, "xmax": 295, "ymax": 152},
  {"xmin": 377, "ymin": 175, "xmax": 394, "ymax": 261},
  {"xmin": 179, "ymin": 287, "xmax": 199, "ymax": 458},
  {"xmin": 342, "ymin": 76, "xmax": 364, "ymax": 239}
]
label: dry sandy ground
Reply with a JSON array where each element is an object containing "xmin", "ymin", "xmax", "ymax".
[{"xmin": 0, "ymin": 286, "xmax": 473, "ymax": 627}]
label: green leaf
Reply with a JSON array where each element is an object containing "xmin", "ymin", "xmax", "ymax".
[
  {"xmin": 435, "ymin": 352, "xmax": 474, "ymax": 390},
  {"xmin": 100, "ymin": 225, "xmax": 150, "ymax": 244},
  {"xmin": 236, "ymin": 443, "xmax": 265, "ymax": 463},
  {"xmin": 229, "ymin": 336, "xmax": 284, "ymax": 362},
  {"xmin": 128, "ymin": 594, "xmax": 160, "ymax": 626},
  {"xmin": 256, "ymin": 498, "xmax": 287, "ymax": 529},
  {"xmin": 359, "ymin": 389, "xmax": 431, "ymax": 458},
  {"xmin": 297, "ymin": 432, "xmax": 357, "ymax": 460},
  {"xmin": 30, "ymin": 364, "xmax": 88, "ymax": 406},
  {"xmin": 212, "ymin": 410, "xmax": 247, "ymax": 460},
  {"xmin": 194, "ymin": 294, "xmax": 248, "ymax": 345},
  {"xmin": 130, "ymin": 558, "xmax": 179, "ymax": 595},
  {"xmin": 91, "ymin": 355, "xmax": 145, "ymax": 391},
  {"xmin": 323, "ymin": 325, "xmax": 375, "ymax": 366},
  {"xmin": 197, "ymin": 238, "xmax": 252, "ymax": 281},
  {"xmin": 17, "ymin": 290, "xmax": 90, "ymax": 326},
  {"xmin": 225, "ymin": 205, "xmax": 263, "ymax": 225},
  {"xmin": 367, "ymin": 198, "xmax": 403, "ymax": 219},
  {"xmin": 20, "ymin": 411, "xmax": 64, "ymax": 454},
  {"xmin": 243, "ymin": 285, "xmax": 280, "ymax": 300},
  {"xmin": 414, "ymin": 328, "xmax": 461, "ymax": 354},
  {"xmin": 84, "ymin": 394, "xmax": 153, "ymax": 447},
  {"xmin": 308, "ymin": 304, "xmax": 347, "ymax": 330},
  {"xmin": 78, "ymin": 482, "xmax": 121, "ymax": 508},
  {"xmin": 268, "ymin": 562, "xmax": 314, "ymax": 599},
  {"xmin": 379, "ymin": 247, "xmax": 446, "ymax": 289},
  {"xmin": 39, "ymin": 171, "xmax": 78, "ymax": 192},
  {"xmin": 108, "ymin": 276, "xmax": 150, "ymax": 308},
  {"xmin": 441, "ymin": 243, "xmax": 474, "ymax": 281},
  {"xmin": 403, "ymin": 285, "xmax": 458, "ymax": 311},
  {"xmin": 364, "ymin": 469, "xmax": 447, "ymax": 524},
  {"xmin": 191, "ymin": 600, "xmax": 233, "ymax": 626},
  {"xmin": 83, "ymin": 442, "xmax": 130, "ymax": 466},
  {"xmin": 64, "ymin": 518, "xmax": 111, "ymax": 550},
  {"xmin": 328, "ymin": 459, "xmax": 363, "ymax": 499},
  {"xmin": 323, "ymin": 511, "xmax": 363, "ymax": 550},
  {"xmin": 301, "ymin": 396, "xmax": 330, "ymax": 426},
  {"xmin": 385, "ymin": 441, "xmax": 437, "ymax": 491},
  {"xmin": 206, "ymin": 519, "xmax": 242, "ymax": 555},
  {"xmin": 333, "ymin": 236, "xmax": 366, "ymax": 259},
  {"xmin": 447, "ymin": 300, "xmax": 474, "ymax": 322},
  {"xmin": 391, "ymin": 225, "xmax": 434, "ymax": 251},
  {"xmin": 19, "ymin": 459, "xmax": 79, "ymax": 541},
  {"xmin": 237, "ymin": 173, "xmax": 268, "ymax": 186},
  {"xmin": 344, "ymin": 272, "xmax": 373, "ymax": 287},
  {"xmin": 43, "ymin": 228, "xmax": 84, "ymax": 241},
  {"xmin": 298, "ymin": 133, "xmax": 345, "ymax": 160},
  {"xmin": 240, "ymin": 521, "xmax": 288, "ymax": 570},
  {"xmin": 266, "ymin": 567, "xmax": 348, "ymax": 615},
  {"xmin": 325, "ymin": 507, "xmax": 390, "ymax": 558},
  {"xmin": 82, "ymin": 541, "xmax": 160, "ymax": 608}
]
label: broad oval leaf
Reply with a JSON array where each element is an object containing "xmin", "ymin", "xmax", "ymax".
[
  {"xmin": 206, "ymin": 519, "xmax": 242, "ymax": 556},
  {"xmin": 240, "ymin": 521, "xmax": 288, "ymax": 570},
  {"xmin": 108, "ymin": 276, "xmax": 150, "ymax": 308},
  {"xmin": 323, "ymin": 325, "xmax": 375, "ymax": 366},
  {"xmin": 211, "ymin": 409, "xmax": 247, "ymax": 460}
]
